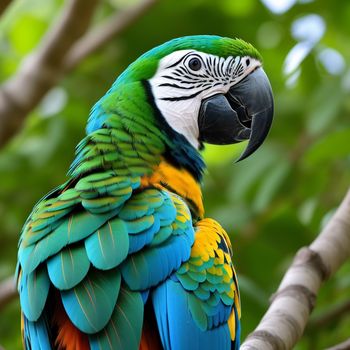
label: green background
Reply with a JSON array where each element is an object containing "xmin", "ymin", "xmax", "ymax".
[{"xmin": 1, "ymin": 0, "xmax": 350, "ymax": 349}]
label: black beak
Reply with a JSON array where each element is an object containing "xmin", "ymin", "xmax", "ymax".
[{"xmin": 198, "ymin": 67, "xmax": 274, "ymax": 161}]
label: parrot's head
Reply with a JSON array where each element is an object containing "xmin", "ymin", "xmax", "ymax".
[
  {"xmin": 117, "ymin": 35, "xmax": 274, "ymax": 161},
  {"xmin": 85, "ymin": 35, "xmax": 274, "ymax": 181}
]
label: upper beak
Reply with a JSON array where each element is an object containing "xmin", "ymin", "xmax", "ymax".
[{"xmin": 198, "ymin": 67, "xmax": 274, "ymax": 161}]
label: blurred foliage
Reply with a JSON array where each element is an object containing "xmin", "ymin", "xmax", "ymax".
[{"xmin": 1, "ymin": 0, "xmax": 350, "ymax": 349}]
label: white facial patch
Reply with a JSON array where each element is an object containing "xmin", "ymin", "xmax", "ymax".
[{"xmin": 148, "ymin": 50, "xmax": 261, "ymax": 149}]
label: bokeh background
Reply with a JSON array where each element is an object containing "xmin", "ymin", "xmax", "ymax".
[{"xmin": 1, "ymin": 0, "xmax": 350, "ymax": 349}]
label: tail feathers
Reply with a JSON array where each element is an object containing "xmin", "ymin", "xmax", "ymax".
[
  {"xmin": 22, "ymin": 313, "xmax": 52, "ymax": 350},
  {"xmin": 152, "ymin": 279, "xmax": 232, "ymax": 350}
]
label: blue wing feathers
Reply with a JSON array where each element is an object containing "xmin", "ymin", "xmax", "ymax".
[
  {"xmin": 19, "ymin": 266, "xmax": 50, "ymax": 322},
  {"xmin": 128, "ymin": 213, "xmax": 161, "ymax": 253},
  {"xmin": 88, "ymin": 287, "xmax": 144, "ymax": 350},
  {"xmin": 23, "ymin": 315, "xmax": 52, "ymax": 350},
  {"xmin": 152, "ymin": 280, "xmax": 232, "ymax": 350},
  {"xmin": 47, "ymin": 244, "xmax": 90, "ymax": 290},
  {"xmin": 18, "ymin": 180, "xmax": 239, "ymax": 350},
  {"xmin": 85, "ymin": 218, "xmax": 129, "ymax": 270},
  {"xmin": 19, "ymin": 208, "xmax": 120, "ymax": 274},
  {"xmin": 61, "ymin": 268, "xmax": 121, "ymax": 334},
  {"xmin": 121, "ymin": 231, "xmax": 193, "ymax": 291}
]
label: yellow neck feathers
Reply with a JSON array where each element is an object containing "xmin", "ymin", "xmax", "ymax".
[{"xmin": 141, "ymin": 161, "xmax": 204, "ymax": 219}]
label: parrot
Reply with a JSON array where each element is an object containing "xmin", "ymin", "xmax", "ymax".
[{"xmin": 16, "ymin": 35, "xmax": 274, "ymax": 350}]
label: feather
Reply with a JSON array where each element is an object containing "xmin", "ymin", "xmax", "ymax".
[
  {"xmin": 20, "ymin": 208, "xmax": 119, "ymax": 274},
  {"xmin": 149, "ymin": 225, "xmax": 173, "ymax": 246},
  {"xmin": 24, "ymin": 218, "xmax": 63, "ymax": 246},
  {"xmin": 152, "ymin": 279, "xmax": 232, "ymax": 350},
  {"xmin": 23, "ymin": 315, "xmax": 52, "ymax": 350},
  {"xmin": 89, "ymin": 287, "xmax": 144, "ymax": 350},
  {"xmin": 121, "ymin": 189, "xmax": 177, "ymax": 253},
  {"xmin": 193, "ymin": 285, "xmax": 210, "ymax": 301},
  {"xmin": 188, "ymin": 293, "xmax": 207, "ymax": 330},
  {"xmin": 47, "ymin": 244, "xmax": 90, "ymax": 290},
  {"xmin": 53, "ymin": 297, "xmax": 90, "ymax": 350},
  {"xmin": 61, "ymin": 268, "xmax": 121, "ymax": 334},
  {"xmin": 125, "ymin": 215, "xmax": 154, "ymax": 234},
  {"xmin": 119, "ymin": 189, "xmax": 164, "ymax": 221},
  {"xmin": 128, "ymin": 214, "xmax": 160, "ymax": 254},
  {"xmin": 157, "ymin": 197, "xmax": 177, "ymax": 226},
  {"xmin": 232, "ymin": 307, "xmax": 241, "ymax": 350},
  {"xmin": 19, "ymin": 266, "xmax": 50, "ymax": 322},
  {"xmin": 82, "ymin": 194, "xmax": 129, "ymax": 214},
  {"xmin": 176, "ymin": 273, "xmax": 199, "ymax": 291},
  {"xmin": 85, "ymin": 218, "xmax": 129, "ymax": 270},
  {"xmin": 173, "ymin": 217, "xmax": 241, "ymax": 347},
  {"xmin": 76, "ymin": 172, "xmax": 132, "ymax": 197},
  {"xmin": 121, "ymin": 232, "xmax": 193, "ymax": 291}
]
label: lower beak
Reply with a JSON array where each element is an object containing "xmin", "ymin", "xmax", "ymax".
[{"xmin": 198, "ymin": 67, "xmax": 274, "ymax": 161}]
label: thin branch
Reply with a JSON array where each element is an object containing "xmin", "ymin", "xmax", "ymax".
[
  {"xmin": 0, "ymin": 0, "xmax": 159, "ymax": 149},
  {"xmin": 326, "ymin": 338, "xmax": 350, "ymax": 350},
  {"xmin": 64, "ymin": 0, "xmax": 158, "ymax": 70},
  {"xmin": 0, "ymin": 276, "xmax": 16, "ymax": 310},
  {"xmin": 0, "ymin": 0, "xmax": 99, "ymax": 148},
  {"xmin": 0, "ymin": 0, "xmax": 12, "ymax": 17},
  {"xmin": 307, "ymin": 299, "xmax": 350, "ymax": 330},
  {"xmin": 241, "ymin": 189, "xmax": 350, "ymax": 350}
]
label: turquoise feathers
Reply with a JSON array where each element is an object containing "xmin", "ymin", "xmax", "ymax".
[{"xmin": 18, "ymin": 174, "xmax": 195, "ymax": 331}]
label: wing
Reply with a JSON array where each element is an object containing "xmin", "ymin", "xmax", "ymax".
[
  {"xmin": 152, "ymin": 218, "xmax": 241, "ymax": 350},
  {"xmin": 17, "ymin": 164, "xmax": 195, "ymax": 349}
]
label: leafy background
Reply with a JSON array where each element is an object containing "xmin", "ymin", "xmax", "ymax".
[{"xmin": 1, "ymin": 0, "xmax": 350, "ymax": 349}]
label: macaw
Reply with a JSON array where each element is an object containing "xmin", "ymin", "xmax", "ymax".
[{"xmin": 16, "ymin": 35, "xmax": 273, "ymax": 350}]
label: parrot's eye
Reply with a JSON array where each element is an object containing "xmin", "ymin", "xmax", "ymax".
[{"xmin": 188, "ymin": 57, "xmax": 202, "ymax": 71}]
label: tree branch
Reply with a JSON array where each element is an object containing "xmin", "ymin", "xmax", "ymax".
[
  {"xmin": 326, "ymin": 338, "xmax": 350, "ymax": 350},
  {"xmin": 241, "ymin": 189, "xmax": 350, "ymax": 350},
  {"xmin": 64, "ymin": 0, "xmax": 158, "ymax": 70},
  {"xmin": 0, "ymin": 0, "xmax": 12, "ymax": 17},
  {"xmin": 0, "ymin": 276, "xmax": 16, "ymax": 310},
  {"xmin": 0, "ymin": 0, "xmax": 159, "ymax": 149},
  {"xmin": 307, "ymin": 299, "xmax": 350, "ymax": 330},
  {"xmin": 0, "ymin": 0, "xmax": 99, "ymax": 148}
]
